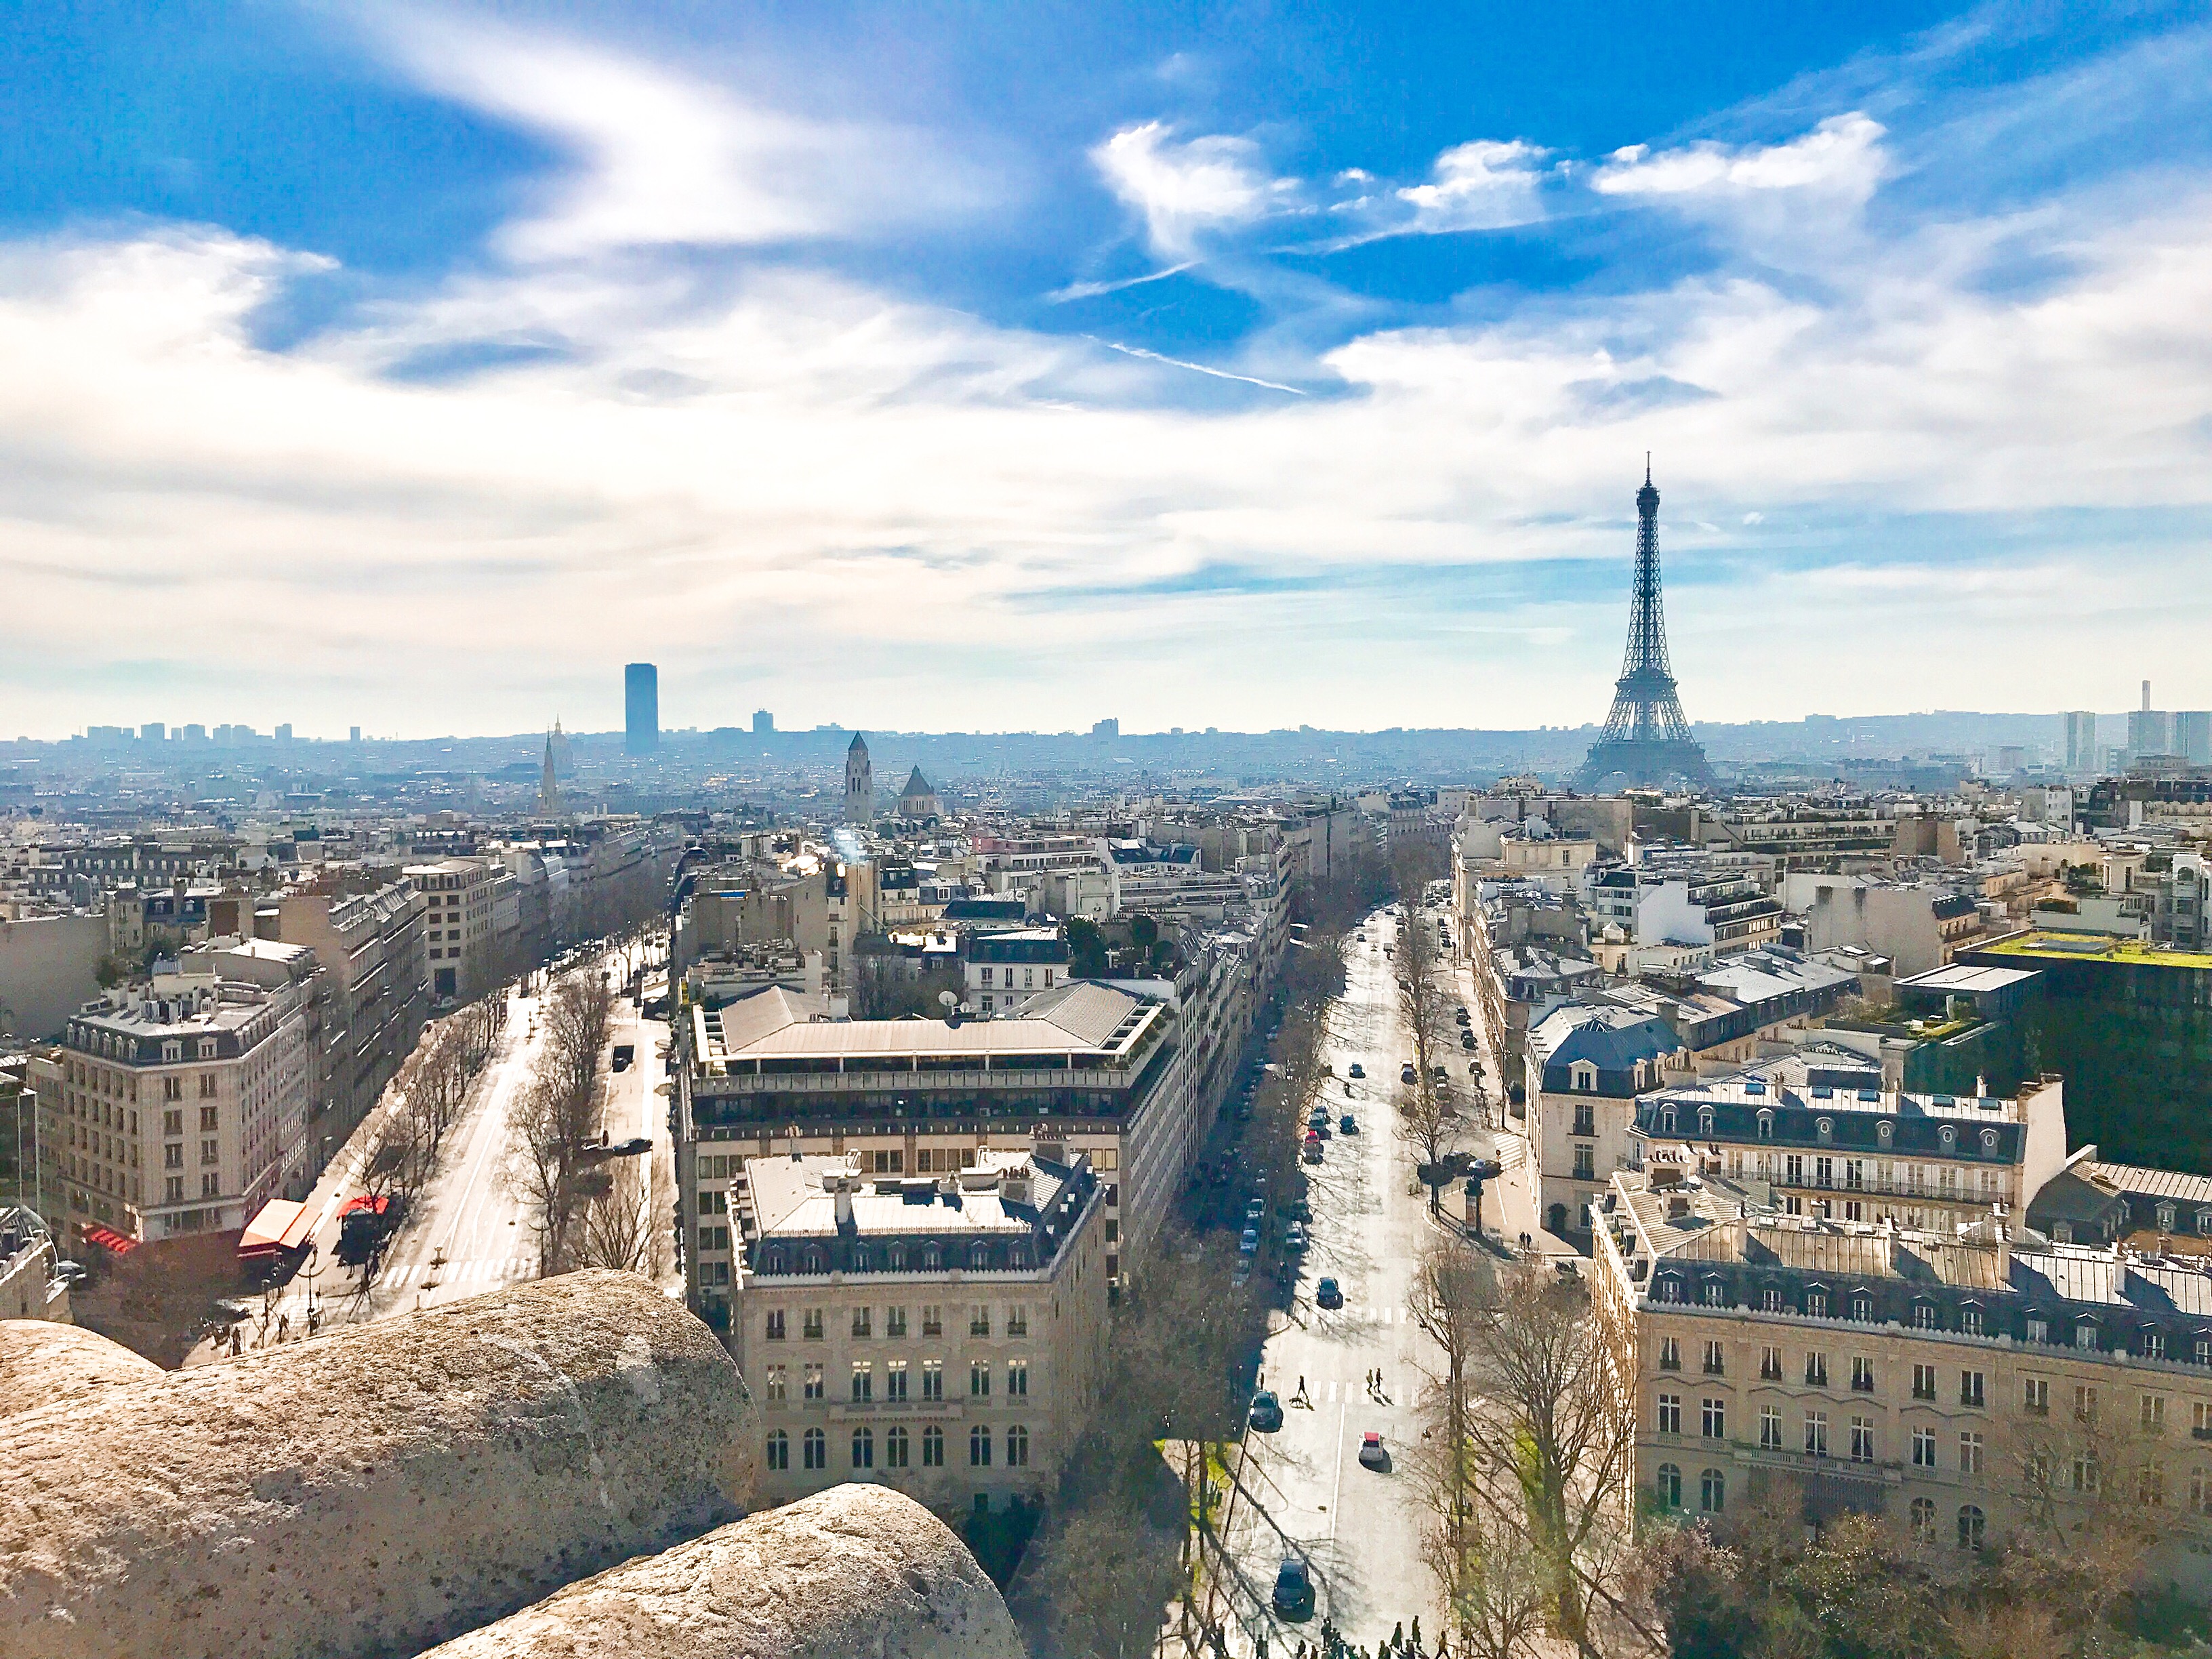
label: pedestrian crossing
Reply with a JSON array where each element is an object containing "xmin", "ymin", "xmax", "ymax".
[{"xmin": 381, "ymin": 1257, "xmax": 537, "ymax": 1289}]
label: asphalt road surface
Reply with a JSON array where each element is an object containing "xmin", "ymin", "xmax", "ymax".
[{"xmin": 1210, "ymin": 903, "xmax": 1504, "ymax": 1655}]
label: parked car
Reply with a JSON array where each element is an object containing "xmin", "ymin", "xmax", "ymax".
[
  {"xmin": 1307, "ymin": 1107, "xmax": 1330, "ymax": 1130},
  {"xmin": 1286, "ymin": 1197, "xmax": 1312, "ymax": 1222},
  {"xmin": 1284, "ymin": 1223, "xmax": 1308, "ymax": 1251},
  {"xmin": 1246, "ymin": 1197, "xmax": 1267, "ymax": 1223},
  {"xmin": 1400, "ymin": 1064, "xmax": 1417, "ymax": 1085},
  {"xmin": 1340, "ymin": 1113, "xmax": 1357, "ymax": 1134},
  {"xmin": 611, "ymin": 1043, "xmax": 636, "ymax": 1072},
  {"xmin": 1359, "ymin": 1431, "xmax": 1388, "ymax": 1470},
  {"xmin": 1239, "ymin": 1227, "xmax": 1260, "ymax": 1255},
  {"xmin": 1273, "ymin": 1556, "xmax": 1315, "ymax": 1620},
  {"xmin": 1432, "ymin": 1065, "xmax": 1448, "ymax": 1082},
  {"xmin": 1249, "ymin": 1389, "xmax": 1284, "ymax": 1432},
  {"xmin": 1303, "ymin": 1137, "xmax": 1324, "ymax": 1164},
  {"xmin": 1347, "ymin": 1062, "xmax": 1364, "ymax": 1079},
  {"xmin": 1315, "ymin": 1276, "xmax": 1343, "ymax": 1309}
]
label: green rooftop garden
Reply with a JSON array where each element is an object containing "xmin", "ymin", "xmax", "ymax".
[{"xmin": 1984, "ymin": 933, "xmax": 2212, "ymax": 972}]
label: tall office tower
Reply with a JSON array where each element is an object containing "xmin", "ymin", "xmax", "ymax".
[
  {"xmin": 2177, "ymin": 711, "xmax": 2212, "ymax": 766},
  {"xmin": 844, "ymin": 733, "xmax": 874, "ymax": 824},
  {"xmin": 752, "ymin": 709, "xmax": 774, "ymax": 735},
  {"xmin": 2129, "ymin": 680, "xmax": 2171, "ymax": 762},
  {"xmin": 2063, "ymin": 711, "xmax": 2099, "ymax": 773},
  {"xmin": 624, "ymin": 663, "xmax": 659, "ymax": 755},
  {"xmin": 350, "ymin": 726, "xmax": 362, "ymax": 743},
  {"xmin": 141, "ymin": 722, "xmax": 165, "ymax": 741},
  {"xmin": 1576, "ymin": 462, "xmax": 1715, "ymax": 791}
]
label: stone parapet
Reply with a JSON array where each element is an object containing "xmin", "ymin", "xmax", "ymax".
[
  {"xmin": 0, "ymin": 1319, "xmax": 161, "ymax": 1418},
  {"xmin": 0, "ymin": 1271, "xmax": 755, "ymax": 1659},
  {"xmin": 421, "ymin": 1483, "xmax": 1024, "ymax": 1659}
]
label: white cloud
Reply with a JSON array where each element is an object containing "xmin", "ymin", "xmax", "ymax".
[
  {"xmin": 1593, "ymin": 112, "xmax": 1888, "ymax": 203},
  {"xmin": 1396, "ymin": 140, "xmax": 1547, "ymax": 232},
  {"xmin": 1092, "ymin": 123, "xmax": 1288, "ymax": 257},
  {"xmin": 371, "ymin": 15, "xmax": 983, "ymax": 259}
]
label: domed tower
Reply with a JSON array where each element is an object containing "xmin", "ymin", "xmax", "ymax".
[{"xmin": 844, "ymin": 733, "xmax": 874, "ymax": 825}]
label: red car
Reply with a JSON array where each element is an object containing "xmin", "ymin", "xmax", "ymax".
[{"xmin": 1359, "ymin": 1432, "xmax": 1387, "ymax": 1469}]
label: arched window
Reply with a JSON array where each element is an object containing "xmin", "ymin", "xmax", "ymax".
[
  {"xmin": 1007, "ymin": 1424, "xmax": 1030, "ymax": 1467},
  {"xmin": 923, "ymin": 1244, "xmax": 943, "ymax": 1270},
  {"xmin": 1700, "ymin": 1468, "xmax": 1725, "ymax": 1513},
  {"xmin": 887, "ymin": 1245, "xmax": 907, "ymax": 1271},
  {"xmin": 1698, "ymin": 1107, "xmax": 1715, "ymax": 1139},
  {"xmin": 1660, "ymin": 1106, "xmax": 1678, "ymax": 1135},
  {"xmin": 802, "ymin": 1248, "xmax": 825, "ymax": 1274},
  {"xmin": 1909, "ymin": 1497, "xmax": 1936, "ymax": 1540},
  {"xmin": 764, "ymin": 1248, "xmax": 786, "ymax": 1275},
  {"xmin": 851, "ymin": 1428, "xmax": 874, "ymax": 1469},
  {"xmin": 1816, "ymin": 1118, "xmax": 1834, "ymax": 1143},
  {"xmin": 1939, "ymin": 1126, "xmax": 1956, "ymax": 1150},
  {"xmin": 969, "ymin": 1242, "xmax": 992, "ymax": 1270},
  {"xmin": 886, "ymin": 1426, "xmax": 909, "ymax": 1467},
  {"xmin": 1877, "ymin": 1120, "xmax": 1893, "ymax": 1147},
  {"xmin": 970, "ymin": 1425, "xmax": 993, "ymax": 1467},
  {"xmin": 1654, "ymin": 1463, "xmax": 1681, "ymax": 1509},
  {"xmin": 922, "ymin": 1426, "xmax": 945, "ymax": 1467},
  {"xmin": 1757, "ymin": 1111, "xmax": 1774, "ymax": 1140},
  {"xmin": 1980, "ymin": 1128, "xmax": 1999, "ymax": 1153},
  {"xmin": 766, "ymin": 1429, "xmax": 789, "ymax": 1471},
  {"xmin": 1957, "ymin": 1504, "xmax": 1985, "ymax": 1551},
  {"xmin": 802, "ymin": 1429, "xmax": 826, "ymax": 1471},
  {"xmin": 851, "ymin": 1247, "xmax": 870, "ymax": 1272}
]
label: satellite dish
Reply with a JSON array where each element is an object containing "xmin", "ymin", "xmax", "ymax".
[{"xmin": 938, "ymin": 990, "xmax": 958, "ymax": 1009}]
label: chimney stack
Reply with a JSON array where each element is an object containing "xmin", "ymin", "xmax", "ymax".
[{"xmin": 2144, "ymin": 679, "xmax": 2153, "ymax": 713}]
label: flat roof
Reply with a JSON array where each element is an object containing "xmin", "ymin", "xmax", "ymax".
[
  {"xmin": 1982, "ymin": 933, "xmax": 2212, "ymax": 971},
  {"xmin": 694, "ymin": 980, "xmax": 1162, "ymax": 1070},
  {"xmin": 1896, "ymin": 963, "xmax": 2041, "ymax": 994}
]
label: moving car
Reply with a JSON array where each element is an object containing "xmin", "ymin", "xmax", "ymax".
[
  {"xmin": 1347, "ymin": 1062, "xmax": 1364, "ymax": 1078},
  {"xmin": 1359, "ymin": 1431, "xmax": 1388, "ymax": 1470},
  {"xmin": 1315, "ymin": 1276, "xmax": 1343, "ymax": 1309},
  {"xmin": 1272, "ymin": 1557, "xmax": 1315, "ymax": 1620},
  {"xmin": 1248, "ymin": 1389, "xmax": 1284, "ymax": 1433},
  {"xmin": 1340, "ymin": 1112, "xmax": 1357, "ymax": 1134}
]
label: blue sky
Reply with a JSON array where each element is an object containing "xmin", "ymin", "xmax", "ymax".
[{"xmin": 4, "ymin": 1, "xmax": 2211, "ymax": 739}]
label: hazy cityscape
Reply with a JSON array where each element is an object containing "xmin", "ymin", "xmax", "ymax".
[{"xmin": 6, "ymin": 7, "xmax": 2212, "ymax": 1659}]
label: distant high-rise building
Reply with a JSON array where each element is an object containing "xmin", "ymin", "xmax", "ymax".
[
  {"xmin": 2177, "ymin": 712, "xmax": 2212, "ymax": 766},
  {"xmin": 182, "ymin": 722, "xmax": 207, "ymax": 743},
  {"xmin": 1576, "ymin": 464, "xmax": 1715, "ymax": 792},
  {"xmin": 350, "ymin": 725, "xmax": 362, "ymax": 743},
  {"xmin": 1091, "ymin": 718, "xmax": 1120, "ymax": 739},
  {"xmin": 276, "ymin": 723, "xmax": 293, "ymax": 743},
  {"xmin": 844, "ymin": 733, "xmax": 874, "ymax": 825},
  {"xmin": 141, "ymin": 722, "xmax": 165, "ymax": 742},
  {"xmin": 624, "ymin": 663, "xmax": 659, "ymax": 755},
  {"xmin": 2129, "ymin": 696, "xmax": 2171, "ymax": 762},
  {"xmin": 753, "ymin": 710, "xmax": 774, "ymax": 735},
  {"xmin": 2063, "ymin": 711, "xmax": 2098, "ymax": 772}
]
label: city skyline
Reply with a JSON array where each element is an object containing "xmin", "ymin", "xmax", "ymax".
[{"xmin": 4, "ymin": 4, "xmax": 2211, "ymax": 737}]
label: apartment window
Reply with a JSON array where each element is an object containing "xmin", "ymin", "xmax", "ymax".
[
  {"xmin": 1007, "ymin": 1424, "xmax": 1030, "ymax": 1467},
  {"xmin": 2144, "ymin": 1330, "xmax": 2169, "ymax": 1362},
  {"xmin": 765, "ymin": 1364, "xmax": 787, "ymax": 1403},
  {"xmin": 921, "ymin": 1305, "xmax": 943, "ymax": 1338},
  {"xmin": 1008, "ymin": 1359, "xmax": 1029, "ymax": 1397},
  {"xmin": 1804, "ymin": 1412, "xmax": 1828, "ymax": 1458},
  {"xmin": 2144, "ymin": 1394, "xmax": 2169, "ymax": 1434},
  {"xmin": 1654, "ymin": 1463, "xmax": 1681, "ymax": 1509},
  {"xmin": 922, "ymin": 1361, "xmax": 943, "ymax": 1401},
  {"xmin": 2072, "ymin": 1453, "xmax": 2099, "ymax": 1494},
  {"xmin": 2075, "ymin": 1385, "xmax": 2098, "ymax": 1425},
  {"xmin": 1699, "ymin": 1467, "xmax": 1725, "ymax": 1514},
  {"xmin": 2077, "ymin": 1322, "xmax": 2100, "ymax": 1351},
  {"xmin": 970, "ymin": 1361, "xmax": 991, "ymax": 1399},
  {"xmin": 1960, "ymin": 1433, "xmax": 1984, "ymax": 1475},
  {"xmin": 1702, "ymin": 1399, "xmax": 1726, "ymax": 1440},
  {"xmin": 201, "ymin": 1173, "xmax": 220, "ymax": 1197},
  {"xmin": 1006, "ymin": 1304, "xmax": 1029, "ymax": 1338},
  {"xmin": 2194, "ymin": 1401, "xmax": 2212, "ymax": 1441},
  {"xmin": 1910, "ymin": 1497, "xmax": 1937, "ymax": 1542},
  {"xmin": 1658, "ymin": 1337, "xmax": 1681, "ymax": 1372},
  {"xmin": 851, "ymin": 1428, "xmax": 875, "ymax": 1470},
  {"xmin": 163, "ymin": 1143, "xmax": 182, "ymax": 1170},
  {"xmin": 2024, "ymin": 1378, "xmax": 2049, "ymax": 1416},
  {"xmin": 1851, "ymin": 1357, "xmax": 1875, "ymax": 1393},
  {"xmin": 802, "ymin": 1309, "xmax": 825, "ymax": 1340},
  {"xmin": 163, "ymin": 1109, "xmax": 182, "ymax": 1136},
  {"xmin": 849, "ymin": 1306, "xmax": 871, "ymax": 1338},
  {"xmin": 1851, "ymin": 1418, "xmax": 1875, "ymax": 1464},
  {"xmin": 802, "ymin": 1364, "xmax": 823, "ymax": 1401},
  {"xmin": 2199, "ymin": 1336, "xmax": 2212, "ymax": 1368},
  {"xmin": 1702, "ymin": 1278, "xmax": 1725, "ymax": 1307},
  {"xmin": 1816, "ymin": 1157, "xmax": 1835, "ymax": 1189},
  {"xmin": 1957, "ymin": 1505, "xmax": 1984, "ymax": 1551},
  {"xmin": 1805, "ymin": 1288, "xmax": 1828, "ymax": 1319},
  {"xmin": 1703, "ymin": 1340, "xmax": 1725, "ymax": 1376},
  {"xmin": 1912, "ymin": 1364, "xmax": 1937, "ymax": 1401},
  {"xmin": 1760, "ymin": 1345, "xmax": 1783, "ymax": 1382},
  {"xmin": 802, "ymin": 1429, "xmax": 825, "ymax": 1471},
  {"xmin": 1961, "ymin": 1305, "xmax": 1984, "ymax": 1336},
  {"xmin": 1849, "ymin": 1292, "xmax": 1872, "ymax": 1323},
  {"xmin": 199, "ymin": 1076, "xmax": 217, "ymax": 1101},
  {"xmin": 1912, "ymin": 1303, "xmax": 1938, "ymax": 1330},
  {"xmin": 1572, "ymin": 1102, "xmax": 1594, "ymax": 1137},
  {"xmin": 886, "ymin": 1361, "xmax": 908, "ymax": 1401},
  {"xmin": 2194, "ymin": 1470, "xmax": 2212, "ymax": 1515},
  {"xmin": 886, "ymin": 1306, "xmax": 907, "ymax": 1338},
  {"xmin": 164, "ymin": 1176, "xmax": 184, "ymax": 1202},
  {"xmin": 1805, "ymin": 1352, "xmax": 1828, "ymax": 1388},
  {"xmin": 199, "ymin": 1139, "xmax": 218, "ymax": 1166},
  {"xmin": 1960, "ymin": 1370, "xmax": 1985, "ymax": 1409},
  {"xmin": 766, "ymin": 1431, "xmax": 789, "ymax": 1471},
  {"xmin": 886, "ymin": 1426, "xmax": 909, "ymax": 1468},
  {"xmin": 970, "ymin": 1305, "xmax": 991, "ymax": 1338},
  {"xmin": 1912, "ymin": 1427, "xmax": 1937, "ymax": 1469},
  {"xmin": 1573, "ymin": 1145, "xmax": 1595, "ymax": 1182},
  {"xmin": 1759, "ymin": 1406, "xmax": 1783, "ymax": 1450},
  {"xmin": 2141, "ymin": 1467, "xmax": 2167, "ymax": 1509},
  {"xmin": 765, "ymin": 1310, "xmax": 786, "ymax": 1341},
  {"xmin": 851, "ymin": 1364, "xmax": 873, "ymax": 1404},
  {"xmin": 922, "ymin": 1426, "xmax": 944, "ymax": 1467},
  {"xmin": 163, "ymin": 1077, "xmax": 182, "ymax": 1101},
  {"xmin": 1656, "ymin": 1393, "xmax": 1681, "ymax": 1435},
  {"xmin": 969, "ymin": 1425, "xmax": 992, "ymax": 1467}
]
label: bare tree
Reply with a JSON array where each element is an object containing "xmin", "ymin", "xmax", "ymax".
[
  {"xmin": 507, "ymin": 970, "xmax": 615, "ymax": 1275},
  {"xmin": 1027, "ymin": 1502, "xmax": 1183, "ymax": 1659},
  {"xmin": 573, "ymin": 1155, "xmax": 662, "ymax": 1276},
  {"xmin": 1408, "ymin": 1236, "xmax": 1488, "ymax": 1589}
]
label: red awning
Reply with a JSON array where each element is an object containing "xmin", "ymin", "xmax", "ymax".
[
  {"xmin": 82, "ymin": 1224, "xmax": 138, "ymax": 1254},
  {"xmin": 238, "ymin": 1200, "xmax": 315, "ymax": 1255}
]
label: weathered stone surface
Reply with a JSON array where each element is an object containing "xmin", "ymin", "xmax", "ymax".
[
  {"xmin": 0, "ymin": 1270, "xmax": 755, "ymax": 1659},
  {"xmin": 0, "ymin": 1319, "xmax": 161, "ymax": 1418},
  {"xmin": 419, "ymin": 1483, "xmax": 1026, "ymax": 1659}
]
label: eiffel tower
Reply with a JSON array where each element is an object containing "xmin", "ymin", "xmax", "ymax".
[{"xmin": 1575, "ymin": 462, "xmax": 1715, "ymax": 792}]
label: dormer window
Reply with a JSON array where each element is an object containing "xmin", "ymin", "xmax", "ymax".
[
  {"xmin": 1816, "ymin": 1118, "xmax": 1833, "ymax": 1143},
  {"xmin": 1939, "ymin": 1126, "xmax": 1957, "ymax": 1151},
  {"xmin": 1660, "ymin": 1106, "xmax": 1678, "ymax": 1135},
  {"xmin": 1757, "ymin": 1111, "xmax": 1774, "ymax": 1141},
  {"xmin": 924, "ymin": 1244, "xmax": 943, "ymax": 1270},
  {"xmin": 1571, "ymin": 1061, "xmax": 1597, "ymax": 1093},
  {"xmin": 1698, "ymin": 1107, "xmax": 1715, "ymax": 1139},
  {"xmin": 162, "ymin": 1040, "xmax": 182, "ymax": 1063},
  {"xmin": 887, "ymin": 1246, "xmax": 906, "ymax": 1271},
  {"xmin": 1877, "ymin": 1121, "xmax": 1893, "ymax": 1147},
  {"xmin": 1980, "ymin": 1128, "xmax": 1999, "ymax": 1153},
  {"xmin": 199, "ymin": 1038, "xmax": 217, "ymax": 1059},
  {"xmin": 2158, "ymin": 1204, "xmax": 2177, "ymax": 1233},
  {"xmin": 802, "ymin": 1248, "xmax": 825, "ymax": 1273}
]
